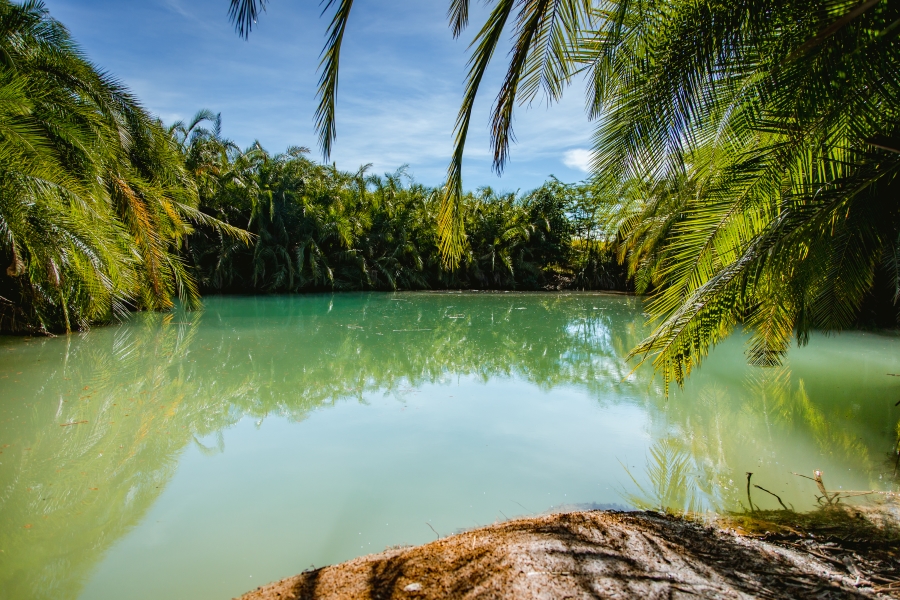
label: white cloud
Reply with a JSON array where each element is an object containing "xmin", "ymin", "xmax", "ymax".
[{"xmin": 562, "ymin": 148, "xmax": 594, "ymax": 173}]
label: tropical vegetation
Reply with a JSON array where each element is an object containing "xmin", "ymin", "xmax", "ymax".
[
  {"xmin": 5, "ymin": 0, "xmax": 899, "ymax": 398},
  {"xmin": 177, "ymin": 113, "xmax": 624, "ymax": 294},
  {"xmin": 581, "ymin": 0, "xmax": 900, "ymax": 389},
  {"xmin": 0, "ymin": 0, "xmax": 246, "ymax": 335},
  {"xmin": 228, "ymin": 0, "xmax": 900, "ymax": 386},
  {"xmin": 0, "ymin": 0, "xmax": 627, "ymax": 335}
]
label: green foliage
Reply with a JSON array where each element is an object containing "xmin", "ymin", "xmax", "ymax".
[
  {"xmin": 180, "ymin": 117, "xmax": 624, "ymax": 293},
  {"xmin": 0, "ymin": 0, "xmax": 628, "ymax": 336},
  {"xmin": 509, "ymin": 1, "xmax": 900, "ymax": 389},
  {"xmin": 582, "ymin": 1, "xmax": 900, "ymax": 389},
  {"xmin": 0, "ymin": 1, "xmax": 244, "ymax": 334},
  {"xmin": 240, "ymin": 0, "xmax": 900, "ymax": 387},
  {"xmin": 225, "ymin": 0, "xmax": 594, "ymax": 266}
]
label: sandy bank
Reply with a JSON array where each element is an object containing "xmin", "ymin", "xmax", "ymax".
[{"xmin": 237, "ymin": 510, "xmax": 900, "ymax": 599}]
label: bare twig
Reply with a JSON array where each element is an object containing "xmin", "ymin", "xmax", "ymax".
[
  {"xmin": 791, "ymin": 468, "xmax": 898, "ymax": 502},
  {"xmin": 60, "ymin": 420, "xmax": 88, "ymax": 427},
  {"xmin": 792, "ymin": 471, "xmax": 842, "ymax": 505},
  {"xmin": 425, "ymin": 522, "xmax": 441, "ymax": 539},
  {"xmin": 829, "ymin": 491, "xmax": 878, "ymax": 498},
  {"xmin": 812, "ymin": 470, "xmax": 842, "ymax": 506},
  {"xmin": 753, "ymin": 484, "xmax": 791, "ymax": 511},
  {"xmin": 746, "ymin": 472, "xmax": 757, "ymax": 512}
]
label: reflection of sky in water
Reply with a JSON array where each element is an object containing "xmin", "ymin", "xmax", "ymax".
[
  {"xmin": 0, "ymin": 292, "xmax": 899, "ymax": 600},
  {"xmin": 80, "ymin": 387, "xmax": 650, "ymax": 599},
  {"xmin": 562, "ymin": 317, "xmax": 619, "ymax": 376}
]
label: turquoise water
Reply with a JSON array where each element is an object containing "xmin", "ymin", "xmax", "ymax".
[{"xmin": 1, "ymin": 292, "xmax": 899, "ymax": 599}]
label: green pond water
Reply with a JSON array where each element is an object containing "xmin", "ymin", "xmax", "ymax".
[{"xmin": 1, "ymin": 292, "xmax": 900, "ymax": 599}]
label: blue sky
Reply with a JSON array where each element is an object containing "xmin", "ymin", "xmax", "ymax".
[{"xmin": 44, "ymin": 0, "xmax": 596, "ymax": 190}]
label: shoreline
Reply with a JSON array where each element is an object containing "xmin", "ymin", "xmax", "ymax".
[{"xmin": 237, "ymin": 509, "xmax": 900, "ymax": 599}]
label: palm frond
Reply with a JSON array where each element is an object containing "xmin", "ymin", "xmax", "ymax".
[
  {"xmin": 315, "ymin": 0, "xmax": 354, "ymax": 161},
  {"xmin": 448, "ymin": 0, "xmax": 470, "ymax": 38},
  {"xmin": 440, "ymin": 0, "xmax": 516, "ymax": 268},
  {"xmin": 228, "ymin": 0, "xmax": 267, "ymax": 40}
]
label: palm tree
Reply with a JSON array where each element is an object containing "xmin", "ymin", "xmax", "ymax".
[
  {"xmin": 225, "ymin": 0, "xmax": 900, "ymax": 387},
  {"xmin": 581, "ymin": 1, "xmax": 900, "ymax": 389},
  {"xmin": 0, "ymin": 1, "xmax": 248, "ymax": 333},
  {"xmin": 182, "ymin": 132, "xmax": 587, "ymax": 294},
  {"xmin": 0, "ymin": 0, "xmax": 134, "ymax": 332}
]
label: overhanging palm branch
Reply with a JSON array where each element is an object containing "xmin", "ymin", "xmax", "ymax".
[
  {"xmin": 222, "ymin": 0, "xmax": 900, "ymax": 387},
  {"xmin": 226, "ymin": 0, "xmax": 592, "ymax": 268},
  {"xmin": 441, "ymin": 0, "xmax": 592, "ymax": 267},
  {"xmin": 229, "ymin": 0, "xmax": 267, "ymax": 40}
]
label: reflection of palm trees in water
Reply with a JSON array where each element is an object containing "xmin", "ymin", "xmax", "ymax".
[
  {"xmin": 0, "ymin": 311, "xmax": 256, "ymax": 599},
  {"xmin": 623, "ymin": 437, "xmax": 704, "ymax": 514},
  {"xmin": 630, "ymin": 364, "xmax": 898, "ymax": 515},
  {"xmin": 2, "ymin": 294, "xmax": 898, "ymax": 596},
  {"xmin": 0, "ymin": 294, "xmax": 649, "ymax": 599}
]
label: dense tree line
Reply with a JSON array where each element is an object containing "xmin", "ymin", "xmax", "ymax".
[
  {"xmin": 0, "ymin": 1, "xmax": 625, "ymax": 335},
  {"xmin": 178, "ymin": 112, "xmax": 625, "ymax": 296}
]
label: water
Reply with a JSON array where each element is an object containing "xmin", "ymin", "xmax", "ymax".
[{"xmin": 1, "ymin": 292, "xmax": 899, "ymax": 599}]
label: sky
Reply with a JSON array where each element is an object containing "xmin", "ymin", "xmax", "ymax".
[{"xmin": 43, "ymin": 0, "xmax": 597, "ymax": 190}]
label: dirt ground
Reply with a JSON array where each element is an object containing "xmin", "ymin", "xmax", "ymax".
[{"xmin": 236, "ymin": 510, "xmax": 900, "ymax": 599}]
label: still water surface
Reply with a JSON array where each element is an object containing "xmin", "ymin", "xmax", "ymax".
[{"xmin": 1, "ymin": 292, "xmax": 899, "ymax": 599}]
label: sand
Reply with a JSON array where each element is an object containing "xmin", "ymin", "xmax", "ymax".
[{"xmin": 237, "ymin": 510, "xmax": 900, "ymax": 599}]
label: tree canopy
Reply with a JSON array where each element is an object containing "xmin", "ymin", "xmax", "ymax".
[
  {"xmin": 178, "ymin": 110, "xmax": 625, "ymax": 294},
  {"xmin": 228, "ymin": 0, "xmax": 900, "ymax": 386},
  {"xmin": 0, "ymin": 0, "xmax": 246, "ymax": 334}
]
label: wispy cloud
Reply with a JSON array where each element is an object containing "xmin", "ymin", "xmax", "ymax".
[
  {"xmin": 563, "ymin": 148, "xmax": 594, "ymax": 173},
  {"xmin": 46, "ymin": 0, "xmax": 596, "ymax": 189}
]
